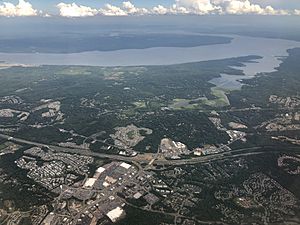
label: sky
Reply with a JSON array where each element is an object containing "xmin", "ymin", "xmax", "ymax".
[{"xmin": 0, "ymin": 0, "xmax": 300, "ymax": 17}]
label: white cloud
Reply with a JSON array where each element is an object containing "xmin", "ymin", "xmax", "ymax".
[
  {"xmin": 294, "ymin": 9, "xmax": 300, "ymax": 15},
  {"xmin": 57, "ymin": 2, "xmax": 98, "ymax": 17},
  {"xmin": 224, "ymin": 0, "xmax": 270, "ymax": 14},
  {"xmin": 0, "ymin": 0, "xmax": 37, "ymax": 17},
  {"xmin": 0, "ymin": 0, "xmax": 298, "ymax": 17},
  {"xmin": 52, "ymin": 0, "xmax": 300, "ymax": 17},
  {"xmin": 99, "ymin": 2, "xmax": 149, "ymax": 16},
  {"xmin": 106, "ymin": 0, "xmax": 293, "ymax": 16},
  {"xmin": 173, "ymin": 0, "xmax": 220, "ymax": 14},
  {"xmin": 152, "ymin": 5, "xmax": 169, "ymax": 15},
  {"xmin": 122, "ymin": 1, "xmax": 149, "ymax": 15},
  {"xmin": 99, "ymin": 4, "xmax": 127, "ymax": 16},
  {"xmin": 57, "ymin": 1, "xmax": 149, "ymax": 17},
  {"xmin": 215, "ymin": 0, "xmax": 287, "ymax": 15},
  {"xmin": 170, "ymin": 5, "xmax": 190, "ymax": 14},
  {"xmin": 43, "ymin": 13, "xmax": 52, "ymax": 17},
  {"xmin": 172, "ymin": 0, "xmax": 291, "ymax": 15}
]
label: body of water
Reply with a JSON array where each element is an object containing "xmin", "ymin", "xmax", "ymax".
[{"xmin": 0, "ymin": 34, "xmax": 300, "ymax": 90}]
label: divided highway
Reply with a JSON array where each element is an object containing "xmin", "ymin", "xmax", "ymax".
[{"xmin": 1, "ymin": 133, "xmax": 300, "ymax": 167}]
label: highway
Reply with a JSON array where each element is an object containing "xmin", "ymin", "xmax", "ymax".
[
  {"xmin": 1, "ymin": 133, "xmax": 300, "ymax": 167},
  {"xmin": 0, "ymin": 133, "xmax": 142, "ymax": 166}
]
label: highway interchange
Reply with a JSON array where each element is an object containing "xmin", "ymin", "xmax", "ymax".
[
  {"xmin": 1, "ymin": 132, "xmax": 300, "ymax": 225},
  {"xmin": 1, "ymin": 133, "xmax": 300, "ymax": 168}
]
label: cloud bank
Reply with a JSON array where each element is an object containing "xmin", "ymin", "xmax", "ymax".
[
  {"xmin": 56, "ymin": 0, "xmax": 299, "ymax": 17},
  {"xmin": 0, "ymin": 0, "xmax": 37, "ymax": 17},
  {"xmin": 0, "ymin": 0, "xmax": 300, "ymax": 17},
  {"xmin": 57, "ymin": 3, "xmax": 98, "ymax": 17}
]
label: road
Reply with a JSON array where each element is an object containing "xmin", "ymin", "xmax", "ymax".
[
  {"xmin": 152, "ymin": 147, "xmax": 300, "ymax": 166},
  {"xmin": 0, "ymin": 133, "xmax": 143, "ymax": 169},
  {"xmin": 1, "ymin": 132, "xmax": 300, "ymax": 225},
  {"xmin": 1, "ymin": 133, "xmax": 300, "ymax": 167}
]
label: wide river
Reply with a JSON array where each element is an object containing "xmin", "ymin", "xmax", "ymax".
[{"xmin": 1, "ymin": 34, "xmax": 300, "ymax": 87}]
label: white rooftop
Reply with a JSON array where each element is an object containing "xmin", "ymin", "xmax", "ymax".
[
  {"xmin": 133, "ymin": 192, "xmax": 143, "ymax": 199},
  {"xmin": 83, "ymin": 178, "xmax": 97, "ymax": 188},
  {"xmin": 106, "ymin": 207, "xmax": 124, "ymax": 223},
  {"xmin": 103, "ymin": 181, "xmax": 110, "ymax": 187},
  {"xmin": 120, "ymin": 162, "xmax": 131, "ymax": 169},
  {"xmin": 96, "ymin": 167, "xmax": 106, "ymax": 174}
]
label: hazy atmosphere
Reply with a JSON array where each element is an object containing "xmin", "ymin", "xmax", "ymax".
[{"xmin": 0, "ymin": 1, "xmax": 300, "ymax": 225}]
